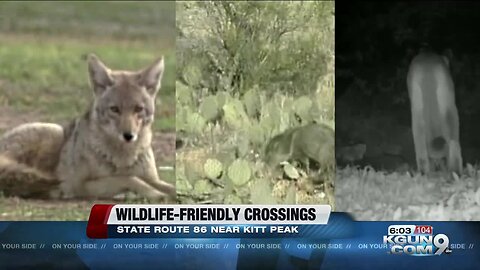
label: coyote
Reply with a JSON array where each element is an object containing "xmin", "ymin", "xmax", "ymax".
[
  {"xmin": 0, "ymin": 54, "xmax": 175, "ymax": 200},
  {"xmin": 407, "ymin": 50, "xmax": 463, "ymax": 174},
  {"xmin": 264, "ymin": 123, "xmax": 335, "ymax": 170}
]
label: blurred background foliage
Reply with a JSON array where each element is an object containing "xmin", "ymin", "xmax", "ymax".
[
  {"xmin": 177, "ymin": 1, "xmax": 333, "ymax": 96},
  {"xmin": 0, "ymin": 1, "xmax": 175, "ymax": 130}
]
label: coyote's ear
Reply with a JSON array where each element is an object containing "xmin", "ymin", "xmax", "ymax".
[
  {"xmin": 138, "ymin": 57, "xmax": 164, "ymax": 96},
  {"xmin": 87, "ymin": 54, "xmax": 113, "ymax": 96}
]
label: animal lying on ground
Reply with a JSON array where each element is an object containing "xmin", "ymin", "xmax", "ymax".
[{"xmin": 0, "ymin": 54, "xmax": 175, "ymax": 200}]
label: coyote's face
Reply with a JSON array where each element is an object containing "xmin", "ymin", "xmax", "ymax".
[{"xmin": 87, "ymin": 54, "xmax": 164, "ymax": 143}]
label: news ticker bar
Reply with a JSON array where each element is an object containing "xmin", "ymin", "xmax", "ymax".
[
  {"xmin": 87, "ymin": 204, "xmax": 331, "ymax": 239},
  {"xmin": 2, "ymin": 219, "xmax": 479, "ymax": 269}
]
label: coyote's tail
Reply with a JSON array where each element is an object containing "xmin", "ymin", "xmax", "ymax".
[
  {"xmin": 0, "ymin": 155, "xmax": 59, "ymax": 199},
  {"xmin": 0, "ymin": 122, "xmax": 65, "ymax": 199}
]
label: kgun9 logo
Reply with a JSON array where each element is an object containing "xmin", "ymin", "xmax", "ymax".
[{"xmin": 383, "ymin": 234, "xmax": 451, "ymax": 256}]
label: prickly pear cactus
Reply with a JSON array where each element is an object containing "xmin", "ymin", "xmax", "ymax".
[
  {"xmin": 250, "ymin": 178, "xmax": 276, "ymax": 204},
  {"xmin": 282, "ymin": 96, "xmax": 294, "ymax": 112},
  {"xmin": 216, "ymin": 91, "xmax": 230, "ymax": 108},
  {"xmin": 176, "ymin": 176, "xmax": 194, "ymax": 194},
  {"xmin": 193, "ymin": 179, "xmax": 214, "ymax": 196},
  {"xmin": 199, "ymin": 95, "xmax": 219, "ymax": 122},
  {"xmin": 223, "ymin": 99, "xmax": 250, "ymax": 130},
  {"xmin": 227, "ymin": 159, "xmax": 251, "ymax": 186},
  {"xmin": 243, "ymin": 86, "xmax": 260, "ymax": 118},
  {"xmin": 176, "ymin": 105, "xmax": 187, "ymax": 132},
  {"xmin": 223, "ymin": 104, "xmax": 240, "ymax": 130},
  {"xmin": 186, "ymin": 112, "xmax": 206, "ymax": 135},
  {"xmin": 236, "ymin": 135, "xmax": 250, "ymax": 158},
  {"xmin": 309, "ymin": 100, "xmax": 323, "ymax": 122},
  {"xmin": 179, "ymin": 147, "xmax": 211, "ymax": 184},
  {"xmin": 183, "ymin": 62, "xmax": 203, "ymax": 87},
  {"xmin": 204, "ymin": 158, "xmax": 223, "ymax": 180},
  {"xmin": 246, "ymin": 124, "xmax": 266, "ymax": 147},
  {"xmin": 279, "ymin": 110, "xmax": 292, "ymax": 132},
  {"xmin": 293, "ymin": 96, "xmax": 313, "ymax": 123},
  {"xmin": 260, "ymin": 100, "xmax": 282, "ymax": 133},
  {"xmin": 176, "ymin": 81, "xmax": 193, "ymax": 106}
]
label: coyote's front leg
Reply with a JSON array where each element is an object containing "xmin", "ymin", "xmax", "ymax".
[
  {"xmin": 81, "ymin": 175, "xmax": 170, "ymax": 200},
  {"xmin": 139, "ymin": 148, "xmax": 176, "ymax": 198}
]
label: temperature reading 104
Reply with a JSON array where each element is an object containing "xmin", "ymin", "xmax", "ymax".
[{"xmin": 414, "ymin": 225, "xmax": 432, "ymax": 235}]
